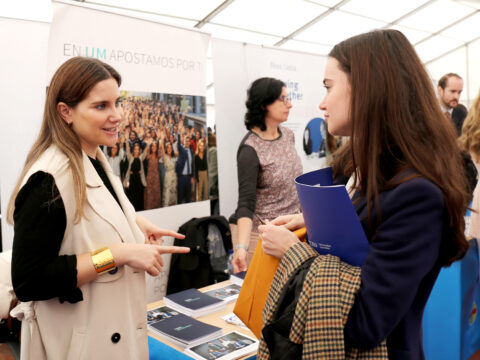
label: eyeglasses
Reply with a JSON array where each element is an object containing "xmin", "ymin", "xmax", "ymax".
[{"xmin": 277, "ymin": 96, "xmax": 291, "ymax": 105}]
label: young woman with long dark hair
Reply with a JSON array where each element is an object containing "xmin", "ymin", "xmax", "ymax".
[{"xmin": 259, "ymin": 30, "xmax": 469, "ymax": 359}]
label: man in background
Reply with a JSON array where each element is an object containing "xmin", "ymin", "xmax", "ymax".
[
  {"xmin": 176, "ymin": 134, "xmax": 194, "ymax": 203},
  {"xmin": 438, "ymin": 73, "xmax": 477, "ymax": 199},
  {"xmin": 438, "ymin": 73, "xmax": 468, "ymax": 136}
]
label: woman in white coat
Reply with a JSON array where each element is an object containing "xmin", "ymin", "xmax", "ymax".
[{"xmin": 7, "ymin": 57, "xmax": 189, "ymax": 360}]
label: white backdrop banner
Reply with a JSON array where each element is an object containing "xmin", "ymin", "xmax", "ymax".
[
  {"xmin": 48, "ymin": 2, "xmax": 209, "ymax": 96},
  {"xmin": 48, "ymin": 1, "xmax": 211, "ymax": 301},
  {"xmin": 0, "ymin": 13, "xmax": 51, "ymax": 251},
  {"xmin": 212, "ymin": 39, "xmax": 328, "ymax": 220}
]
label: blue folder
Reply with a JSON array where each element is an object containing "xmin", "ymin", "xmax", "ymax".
[{"xmin": 294, "ymin": 167, "xmax": 369, "ymax": 266}]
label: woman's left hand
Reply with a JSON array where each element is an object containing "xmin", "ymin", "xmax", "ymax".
[
  {"xmin": 144, "ymin": 226, "xmax": 185, "ymax": 245},
  {"xmin": 258, "ymin": 222, "xmax": 300, "ymax": 259},
  {"xmin": 136, "ymin": 215, "xmax": 185, "ymax": 245}
]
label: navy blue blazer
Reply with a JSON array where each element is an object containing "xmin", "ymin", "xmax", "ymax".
[
  {"xmin": 175, "ymin": 141, "xmax": 194, "ymax": 176},
  {"xmin": 344, "ymin": 176, "xmax": 447, "ymax": 359}
]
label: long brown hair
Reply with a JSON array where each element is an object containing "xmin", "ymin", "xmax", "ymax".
[
  {"xmin": 330, "ymin": 30, "xmax": 469, "ymax": 266},
  {"xmin": 195, "ymin": 138, "xmax": 205, "ymax": 156},
  {"xmin": 7, "ymin": 57, "xmax": 121, "ymax": 224},
  {"xmin": 459, "ymin": 90, "xmax": 480, "ymax": 161}
]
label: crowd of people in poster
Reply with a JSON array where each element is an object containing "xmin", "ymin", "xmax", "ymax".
[{"xmin": 103, "ymin": 92, "xmax": 218, "ymax": 211}]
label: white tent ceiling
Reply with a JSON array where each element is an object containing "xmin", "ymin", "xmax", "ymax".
[
  {"xmin": 1, "ymin": 0, "xmax": 478, "ymax": 105},
  {"xmin": 83, "ymin": 0, "xmax": 480, "ymax": 65},
  {"xmin": 76, "ymin": 0, "xmax": 480, "ymax": 108}
]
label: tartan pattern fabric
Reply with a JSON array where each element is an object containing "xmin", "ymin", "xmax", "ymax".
[{"xmin": 258, "ymin": 242, "xmax": 388, "ymax": 359}]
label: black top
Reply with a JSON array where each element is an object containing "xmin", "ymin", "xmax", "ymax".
[
  {"xmin": 11, "ymin": 157, "xmax": 121, "ymax": 304},
  {"xmin": 89, "ymin": 156, "xmax": 121, "ymax": 207},
  {"xmin": 194, "ymin": 154, "xmax": 208, "ymax": 181}
]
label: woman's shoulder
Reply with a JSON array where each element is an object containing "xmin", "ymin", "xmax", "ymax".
[
  {"xmin": 393, "ymin": 173, "xmax": 441, "ymax": 194},
  {"xmin": 39, "ymin": 145, "xmax": 69, "ymax": 165},
  {"xmin": 23, "ymin": 145, "xmax": 70, "ymax": 184},
  {"xmin": 20, "ymin": 171, "xmax": 55, "ymax": 191},
  {"xmin": 240, "ymin": 130, "xmax": 255, "ymax": 145},
  {"xmin": 16, "ymin": 171, "xmax": 61, "ymax": 209},
  {"xmin": 278, "ymin": 126, "xmax": 296, "ymax": 143},
  {"xmin": 239, "ymin": 131, "xmax": 258, "ymax": 151},
  {"xmin": 384, "ymin": 174, "xmax": 444, "ymax": 210},
  {"xmin": 279, "ymin": 125, "xmax": 294, "ymax": 136}
]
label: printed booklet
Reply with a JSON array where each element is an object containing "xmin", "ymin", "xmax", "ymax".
[
  {"xmin": 164, "ymin": 288, "xmax": 226, "ymax": 318},
  {"xmin": 147, "ymin": 306, "xmax": 222, "ymax": 349},
  {"xmin": 204, "ymin": 284, "xmax": 241, "ymax": 304},
  {"xmin": 229, "ymin": 271, "xmax": 247, "ymax": 286},
  {"xmin": 184, "ymin": 331, "xmax": 259, "ymax": 360}
]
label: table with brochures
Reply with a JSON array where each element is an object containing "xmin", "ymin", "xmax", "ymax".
[{"xmin": 147, "ymin": 280, "xmax": 257, "ymax": 360}]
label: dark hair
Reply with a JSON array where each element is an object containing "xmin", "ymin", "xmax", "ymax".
[
  {"xmin": 107, "ymin": 143, "xmax": 120, "ymax": 157},
  {"xmin": 438, "ymin": 73, "xmax": 462, "ymax": 90},
  {"xmin": 330, "ymin": 29, "xmax": 469, "ymax": 266},
  {"xmin": 244, "ymin": 77, "xmax": 285, "ymax": 131},
  {"xmin": 129, "ymin": 130, "xmax": 138, "ymax": 140},
  {"xmin": 149, "ymin": 141, "xmax": 159, "ymax": 157}
]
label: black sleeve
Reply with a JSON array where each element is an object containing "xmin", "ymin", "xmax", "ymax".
[
  {"xmin": 233, "ymin": 144, "xmax": 260, "ymax": 221},
  {"xmin": 11, "ymin": 172, "xmax": 83, "ymax": 303}
]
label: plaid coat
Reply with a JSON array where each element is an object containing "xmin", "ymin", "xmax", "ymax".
[{"xmin": 258, "ymin": 242, "xmax": 388, "ymax": 359}]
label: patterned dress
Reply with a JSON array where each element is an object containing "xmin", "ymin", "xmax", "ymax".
[
  {"xmin": 163, "ymin": 156, "xmax": 177, "ymax": 207},
  {"xmin": 232, "ymin": 126, "xmax": 303, "ymax": 263},
  {"xmin": 233, "ymin": 126, "xmax": 303, "ymax": 231},
  {"xmin": 144, "ymin": 154, "xmax": 161, "ymax": 210}
]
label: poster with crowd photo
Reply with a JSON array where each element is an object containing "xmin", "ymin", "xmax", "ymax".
[
  {"xmin": 212, "ymin": 39, "xmax": 330, "ymax": 219},
  {"xmin": 109, "ymin": 91, "xmax": 208, "ymax": 212},
  {"xmin": 48, "ymin": 1, "xmax": 211, "ymax": 301}
]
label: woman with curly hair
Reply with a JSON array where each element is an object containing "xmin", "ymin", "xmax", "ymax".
[{"xmin": 230, "ymin": 77, "xmax": 303, "ymax": 273}]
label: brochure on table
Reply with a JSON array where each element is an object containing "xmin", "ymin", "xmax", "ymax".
[
  {"xmin": 204, "ymin": 284, "xmax": 241, "ymax": 303},
  {"xmin": 184, "ymin": 331, "xmax": 259, "ymax": 360},
  {"xmin": 147, "ymin": 306, "xmax": 222, "ymax": 349},
  {"xmin": 164, "ymin": 288, "xmax": 227, "ymax": 318},
  {"xmin": 229, "ymin": 271, "xmax": 246, "ymax": 286}
]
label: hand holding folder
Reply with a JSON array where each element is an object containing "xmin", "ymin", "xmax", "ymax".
[{"xmin": 234, "ymin": 167, "xmax": 370, "ymax": 338}]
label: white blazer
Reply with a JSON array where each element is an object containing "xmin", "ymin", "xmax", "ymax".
[{"xmin": 13, "ymin": 145, "xmax": 148, "ymax": 360}]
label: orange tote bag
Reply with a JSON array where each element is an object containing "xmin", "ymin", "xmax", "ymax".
[{"xmin": 233, "ymin": 227, "xmax": 307, "ymax": 339}]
